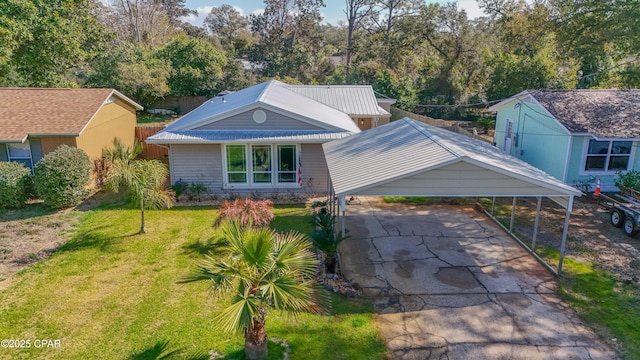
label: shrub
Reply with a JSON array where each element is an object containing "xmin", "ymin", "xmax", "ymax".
[
  {"xmin": 171, "ymin": 179, "xmax": 189, "ymax": 202},
  {"xmin": 615, "ymin": 170, "xmax": 640, "ymax": 192},
  {"xmin": 309, "ymin": 207, "xmax": 348, "ymax": 274},
  {"xmin": 34, "ymin": 145, "xmax": 91, "ymax": 208},
  {"xmin": 215, "ymin": 199, "xmax": 275, "ymax": 227},
  {"xmin": 188, "ymin": 182, "xmax": 207, "ymax": 202},
  {"xmin": 0, "ymin": 161, "xmax": 31, "ymax": 208}
]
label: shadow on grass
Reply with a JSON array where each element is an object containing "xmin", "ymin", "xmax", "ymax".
[
  {"xmin": 56, "ymin": 225, "xmax": 138, "ymax": 253},
  {"xmin": 182, "ymin": 236, "xmax": 225, "ymax": 256},
  {"xmin": 0, "ymin": 202, "xmax": 58, "ymax": 222},
  {"xmin": 128, "ymin": 340, "xmax": 209, "ymax": 360}
]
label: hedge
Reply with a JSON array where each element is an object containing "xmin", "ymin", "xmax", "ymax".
[
  {"xmin": 0, "ymin": 161, "xmax": 31, "ymax": 208},
  {"xmin": 34, "ymin": 145, "xmax": 91, "ymax": 208}
]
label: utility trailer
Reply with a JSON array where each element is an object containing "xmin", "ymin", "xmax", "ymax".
[{"xmin": 598, "ymin": 186, "xmax": 640, "ymax": 237}]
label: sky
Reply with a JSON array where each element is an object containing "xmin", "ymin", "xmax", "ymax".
[{"xmin": 182, "ymin": 0, "xmax": 485, "ymax": 28}]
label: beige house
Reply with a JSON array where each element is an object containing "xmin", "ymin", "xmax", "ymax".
[{"xmin": 0, "ymin": 88, "xmax": 142, "ymax": 170}]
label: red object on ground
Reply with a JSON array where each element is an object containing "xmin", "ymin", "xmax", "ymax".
[{"xmin": 594, "ymin": 178, "xmax": 601, "ymax": 196}]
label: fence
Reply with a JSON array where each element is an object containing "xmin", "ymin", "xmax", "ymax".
[
  {"xmin": 135, "ymin": 126, "xmax": 168, "ymax": 160},
  {"xmin": 391, "ymin": 107, "xmax": 492, "ymax": 144}
]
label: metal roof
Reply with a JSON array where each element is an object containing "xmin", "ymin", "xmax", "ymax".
[
  {"xmin": 323, "ymin": 118, "xmax": 582, "ymax": 203},
  {"xmin": 285, "ymin": 85, "xmax": 391, "ymax": 117},
  {"xmin": 157, "ymin": 80, "xmax": 361, "ymax": 135},
  {"xmin": 146, "ymin": 130, "xmax": 353, "ymax": 144}
]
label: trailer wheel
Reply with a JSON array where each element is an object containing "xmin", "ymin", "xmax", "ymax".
[
  {"xmin": 623, "ymin": 217, "xmax": 637, "ymax": 237},
  {"xmin": 611, "ymin": 209, "xmax": 624, "ymax": 228}
]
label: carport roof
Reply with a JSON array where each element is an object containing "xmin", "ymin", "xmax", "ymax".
[{"xmin": 322, "ymin": 118, "xmax": 582, "ymax": 203}]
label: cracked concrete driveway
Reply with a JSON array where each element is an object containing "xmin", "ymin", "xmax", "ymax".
[{"xmin": 339, "ymin": 198, "xmax": 618, "ymax": 360}]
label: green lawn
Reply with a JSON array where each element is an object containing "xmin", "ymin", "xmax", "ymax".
[
  {"xmin": 0, "ymin": 201, "xmax": 386, "ymax": 359},
  {"xmin": 136, "ymin": 114, "xmax": 174, "ymax": 125}
]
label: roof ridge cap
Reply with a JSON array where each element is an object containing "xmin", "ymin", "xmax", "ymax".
[{"xmin": 404, "ymin": 118, "xmax": 461, "ymax": 158}]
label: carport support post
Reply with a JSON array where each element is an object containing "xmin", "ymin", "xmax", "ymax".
[
  {"xmin": 558, "ymin": 195, "xmax": 574, "ymax": 275},
  {"xmin": 531, "ymin": 197, "xmax": 542, "ymax": 250},
  {"xmin": 491, "ymin": 197, "xmax": 496, "ymax": 216},
  {"xmin": 340, "ymin": 196, "xmax": 347, "ymax": 237},
  {"xmin": 509, "ymin": 197, "xmax": 517, "ymax": 232}
]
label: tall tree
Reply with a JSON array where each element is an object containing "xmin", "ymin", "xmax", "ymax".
[
  {"xmin": 182, "ymin": 221, "xmax": 326, "ymax": 360},
  {"xmin": 249, "ymin": 0, "xmax": 325, "ymax": 80},
  {"xmin": 0, "ymin": 0, "xmax": 109, "ymax": 86},
  {"xmin": 344, "ymin": 0, "xmax": 372, "ymax": 76},
  {"xmin": 158, "ymin": 35, "xmax": 227, "ymax": 96},
  {"xmin": 204, "ymin": 4, "xmax": 251, "ymax": 54}
]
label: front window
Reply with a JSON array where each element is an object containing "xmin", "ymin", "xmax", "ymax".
[
  {"xmin": 7, "ymin": 141, "xmax": 33, "ymax": 171},
  {"xmin": 585, "ymin": 140, "xmax": 632, "ymax": 172},
  {"xmin": 224, "ymin": 144, "xmax": 299, "ymax": 187}
]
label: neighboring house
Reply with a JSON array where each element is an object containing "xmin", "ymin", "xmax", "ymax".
[
  {"xmin": 490, "ymin": 89, "xmax": 640, "ymax": 191},
  {"xmin": 285, "ymin": 84, "xmax": 393, "ymax": 130},
  {"xmin": 0, "ymin": 88, "xmax": 143, "ymax": 171},
  {"xmin": 146, "ymin": 80, "xmax": 364, "ymax": 195}
]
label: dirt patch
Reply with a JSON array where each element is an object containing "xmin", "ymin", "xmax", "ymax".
[{"xmin": 487, "ymin": 196, "xmax": 640, "ymax": 284}]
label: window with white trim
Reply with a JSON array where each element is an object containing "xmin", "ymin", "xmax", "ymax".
[
  {"xmin": 7, "ymin": 141, "xmax": 33, "ymax": 171},
  {"xmin": 224, "ymin": 144, "xmax": 299, "ymax": 187},
  {"xmin": 584, "ymin": 139, "xmax": 632, "ymax": 172}
]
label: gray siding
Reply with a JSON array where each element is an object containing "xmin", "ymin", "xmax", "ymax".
[
  {"xmin": 301, "ymin": 143, "xmax": 329, "ymax": 195},
  {"xmin": 194, "ymin": 109, "xmax": 324, "ymax": 131},
  {"xmin": 356, "ymin": 161, "xmax": 568, "ymax": 197},
  {"xmin": 169, "ymin": 142, "xmax": 329, "ymax": 197},
  {"xmin": 169, "ymin": 144, "xmax": 223, "ymax": 190}
]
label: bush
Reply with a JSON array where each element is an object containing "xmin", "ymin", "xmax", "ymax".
[
  {"xmin": 215, "ymin": 199, "xmax": 275, "ymax": 227},
  {"xmin": 615, "ymin": 170, "xmax": 640, "ymax": 192},
  {"xmin": 34, "ymin": 145, "xmax": 91, "ymax": 208},
  {"xmin": 0, "ymin": 161, "xmax": 31, "ymax": 208}
]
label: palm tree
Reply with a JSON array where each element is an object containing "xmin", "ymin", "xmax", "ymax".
[
  {"xmin": 182, "ymin": 221, "xmax": 326, "ymax": 360},
  {"xmin": 106, "ymin": 159, "xmax": 173, "ymax": 233}
]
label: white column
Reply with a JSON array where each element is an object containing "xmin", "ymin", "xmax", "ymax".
[
  {"xmin": 558, "ymin": 196, "xmax": 574, "ymax": 274},
  {"xmin": 532, "ymin": 197, "xmax": 542, "ymax": 250},
  {"xmin": 491, "ymin": 197, "xmax": 496, "ymax": 216},
  {"xmin": 340, "ymin": 196, "xmax": 347, "ymax": 237}
]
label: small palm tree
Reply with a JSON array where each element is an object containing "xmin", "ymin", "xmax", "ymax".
[
  {"xmin": 182, "ymin": 221, "xmax": 326, "ymax": 360},
  {"xmin": 106, "ymin": 159, "xmax": 173, "ymax": 233}
]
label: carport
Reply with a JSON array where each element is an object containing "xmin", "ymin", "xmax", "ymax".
[{"xmin": 322, "ymin": 118, "xmax": 583, "ymax": 274}]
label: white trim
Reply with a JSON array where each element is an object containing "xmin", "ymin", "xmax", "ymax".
[
  {"xmin": 562, "ymin": 135, "xmax": 573, "ymax": 182},
  {"xmin": 578, "ymin": 138, "xmax": 636, "ymax": 176},
  {"xmin": 220, "ymin": 143, "xmax": 302, "ymax": 190}
]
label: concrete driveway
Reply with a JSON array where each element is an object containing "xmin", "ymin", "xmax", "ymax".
[{"xmin": 339, "ymin": 198, "xmax": 618, "ymax": 360}]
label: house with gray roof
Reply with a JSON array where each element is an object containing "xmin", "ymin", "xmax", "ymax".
[
  {"xmin": 489, "ymin": 89, "xmax": 640, "ymax": 191},
  {"xmin": 147, "ymin": 80, "xmax": 371, "ymax": 195}
]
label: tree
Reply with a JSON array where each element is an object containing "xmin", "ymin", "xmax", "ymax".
[
  {"xmin": 182, "ymin": 221, "xmax": 325, "ymax": 360},
  {"xmin": 105, "ymin": 142, "xmax": 173, "ymax": 233},
  {"xmin": 86, "ymin": 45, "xmax": 171, "ymax": 107},
  {"xmin": 344, "ymin": 0, "xmax": 373, "ymax": 75},
  {"xmin": 157, "ymin": 35, "xmax": 227, "ymax": 96},
  {"xmin": 0, "ymin": 0, "xmax": 109, "ymax": 86},
  {"xmin": 204, "ymin": 4, "xmax": 252, "ymax": 54}
]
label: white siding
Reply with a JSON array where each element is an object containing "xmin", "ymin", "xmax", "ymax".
[
  {"xmin": 356, "ymin": 161, "xmax": 568, "ymax": 197},
  {"xmin": 194, "ymin": 109, "xmax": 323, "ymax": 131},
  {"xmin": 170, "ymin": 144, "xmax": 223, "ymax": 190}
]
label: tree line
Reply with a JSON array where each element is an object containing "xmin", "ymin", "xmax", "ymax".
[{"xmin": 1, "ymin": 0, "xmax": 638, "ymax": 119}]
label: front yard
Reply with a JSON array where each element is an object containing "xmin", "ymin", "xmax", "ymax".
[{"xmin": 0, "ymin": 197, "xmax": 386, "ymax": 359}]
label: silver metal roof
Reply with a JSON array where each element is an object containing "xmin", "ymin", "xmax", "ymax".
[
  {"xmin": 155, "ymin": 80, "xmax": 361, "ymax": 136},
  {"xmin": 146, "ymin": 130, "xmax": 353, "ymax": 144},
  {"xmin": 323, "ymin": 118, "xmax": 582, "ymax": 202},
  {"xmin": 285, "ymin": 85, "xmax": 391, "ymax": 117}
]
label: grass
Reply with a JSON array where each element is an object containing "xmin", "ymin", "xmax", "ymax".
[
  {"xmin": 536, "ymin": 246, "xmax": 640, "ymax": 359},
  {"xmin": 136, "ymin": 114, "xmax": 174, "ymax": 125},
  {"xmin": 0, "ymin": 201, "xmax": 386, "ymax": 359}
]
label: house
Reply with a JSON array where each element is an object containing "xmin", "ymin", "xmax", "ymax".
[
  {"xmin": 145, "ymin": 80, "xmax": 365, "ymax": 195},
  {"xmin": 0, "ymin": 88, "xmax": 143, "ymax": 171},
  {"xmin": 285, "ymin": 84, "xmax": 393, "ymax": 130},
  {"xmin": 490, "ymin": 89, "xmax": 640, "ymax": 191}
]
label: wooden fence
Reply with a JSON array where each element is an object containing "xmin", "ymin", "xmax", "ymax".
[
  {"xmin": 391, "ymin": 107, "xmax": 491, "ymax": 144},
  {"xmin": 135, "ymin": 126, "xmax": 168, "ymax": 160}
]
